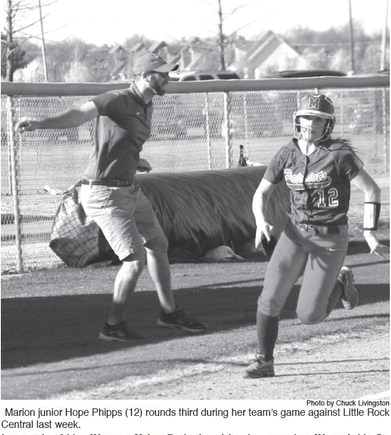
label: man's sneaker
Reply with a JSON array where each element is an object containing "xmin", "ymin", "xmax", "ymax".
[
  {"xmin": 99, "ymin": 321, "xmax": 144, "ymax": 342},
  {"xmin": 157, "ymin": 307, "xmax": 206, "ymax": 333},
  {"xmin": 338, "ymin": 266, "xmax": 359, "ymax": 310},
  {"xmin": 244, "ymin": 353, "xmax": 275, "ymax": 378}
]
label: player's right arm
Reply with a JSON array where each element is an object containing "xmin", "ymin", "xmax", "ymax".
[
  {"xmin": 16, "ymin": 101, "xmax": 99, "ymax": 133},
  {"xmin": 351, "ymin": 167, "xmax": 389, "ymax": 259},
  {"xmin": 252, "ymin": 178, "xmax": 276, "ymax": 248}
]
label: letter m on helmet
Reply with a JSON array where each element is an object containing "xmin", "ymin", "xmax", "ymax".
[{"xmin": 308, "ymin": 96, "xmax": 321, "ymax": 109}]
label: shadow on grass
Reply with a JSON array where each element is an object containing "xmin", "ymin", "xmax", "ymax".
[
  {"xmin": 347, "ymin": 239, "xmax": 390, "ymax": 255},
  {"xmin": 1, "ymin": 282, "xmax": 389, "ymax": 369}
]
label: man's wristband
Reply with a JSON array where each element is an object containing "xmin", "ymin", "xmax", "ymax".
[{"xmin": 363, "ymin": 202, "xmax": 381, "ymax": 230}]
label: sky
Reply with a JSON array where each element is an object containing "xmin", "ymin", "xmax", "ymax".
[{"xmin": 10, "ymin": 0, "xmax": 390, "ymax": 46}]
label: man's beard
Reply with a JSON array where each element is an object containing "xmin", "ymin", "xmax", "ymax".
[
  {"xmin": 149, "ymin": 83, "xmax": 166, "ymax": 96},
  {"xmin": 154, "ymin": 85, "xmax": 166, "ymax": 96}
]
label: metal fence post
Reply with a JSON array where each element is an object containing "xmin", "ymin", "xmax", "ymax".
[
  {"xmin": 372, "ymin": 92, "xmax": 379, "ymax": 163},
  {"xmin": 204, "ymin": 93, "xmax": 212, "ymax": 169},
  {"xmin": 243, "ymin": 94, "xmax": 249, "ymax": 147},
  {"xmin": 7, "ymin": 121, "xmax": 13, "ymax": 196},
  {"xmin": 382, "ymin": 87, "xmax": 389, "ymax": 172},
  {"xmin": 340, "ymin": 91, "xmax": 345, "ymax": 137},
  {"xmin": 223, "ymin": 91, "xmax": 232, "ymax": 168},
  {"xmin": 6, "ymin": 96, "xmax": 24, "ymax": 272}
]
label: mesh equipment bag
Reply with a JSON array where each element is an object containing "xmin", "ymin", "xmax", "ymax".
[{"xmin": 49, "ymin": 181, "xmax": 116, "ymax": 267}]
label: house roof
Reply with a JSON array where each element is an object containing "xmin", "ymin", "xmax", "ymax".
[
  {"xmin": 149, "ymin": 40, "xmax": 167, "ymax": 53},
  {"xmin": 244, "ymin": 31, "xmax": 274, "ymax": 61},
  {"xmin": 129, "ymin": 42, "xmax": 145, "ymax": 53},
  {"xmin": 231, "ymin": 30, "xmax": 301, "ymax": 72}
]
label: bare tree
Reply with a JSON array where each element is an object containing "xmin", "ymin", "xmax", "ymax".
[
  {"xmin": 3, "ymin": 0, "xmax": 55, "ymax": 81},
  {"xmin": 4, "ymin": 0, "xmax": 21, "ymax": 81},
  {"xmin": 217, "ymin": 0, "xmax": 226, "ymax": 69},
  {"xmin": 200, "ymin": 0, "xmax": 253, "ymax": 70}
]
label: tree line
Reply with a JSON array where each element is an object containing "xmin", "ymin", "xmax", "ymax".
[{"xmin": 2, "ymin": 23, "xmax": 388, "ymax": 82}]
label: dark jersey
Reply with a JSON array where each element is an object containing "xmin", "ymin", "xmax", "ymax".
[
  {"xmin": 83, "ymin": 82, "xmax": 153, "ymax": 181},
  {"xmin": 264, "ymin": 138, "xmax": 363, "ymax": 225}
]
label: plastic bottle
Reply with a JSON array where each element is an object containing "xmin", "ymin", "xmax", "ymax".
[{"xmin": 237, "ymin": 144, "xmax": 247, "ymax": 167}]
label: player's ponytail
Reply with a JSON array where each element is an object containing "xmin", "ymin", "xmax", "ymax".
[{"xmin": 322, "ymin": 137, "xmax": 363, "ymax": 167}]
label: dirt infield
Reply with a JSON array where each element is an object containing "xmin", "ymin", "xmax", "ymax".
[{"xmin": 1, "ymin": 240, "xmax": 389, "ymax": 400}]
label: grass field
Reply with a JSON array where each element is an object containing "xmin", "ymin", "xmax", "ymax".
[{"xmin": 1, "ymin": 240, "xmax": 389, "ymax": 400}]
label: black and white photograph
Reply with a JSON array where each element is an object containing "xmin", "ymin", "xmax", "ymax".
[{"xmin": 1, "ymin": 0, "xmax": 389, "ymax": 433}]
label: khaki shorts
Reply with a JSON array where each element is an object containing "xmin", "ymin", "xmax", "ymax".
[{"xmin": 79, "ymin": 181, "xmax": 164, "ymax": 260}]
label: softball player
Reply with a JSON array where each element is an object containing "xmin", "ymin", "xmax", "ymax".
[{"xmin": 245, "ymin": 90, "xmax": 389, "ymax": 378}]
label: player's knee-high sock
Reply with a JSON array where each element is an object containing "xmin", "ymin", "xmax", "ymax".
[{"xmin": 256, "ymin": 312, "xmax": 279, "ymax": 360}]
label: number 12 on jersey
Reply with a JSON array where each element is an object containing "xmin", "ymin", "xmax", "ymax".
[{"xmin": 317, "ymin": 188, "xmax": 339, "ymax": 207}]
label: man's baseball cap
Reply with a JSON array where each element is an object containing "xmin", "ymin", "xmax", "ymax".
[{"xmin": 133, "ymin": 53, "xmax": 179, "ymax": 74}]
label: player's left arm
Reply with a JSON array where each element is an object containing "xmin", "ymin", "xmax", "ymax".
[{"xmin": 351, "ymin": 168, "xmax": 389, "ymax": 259}]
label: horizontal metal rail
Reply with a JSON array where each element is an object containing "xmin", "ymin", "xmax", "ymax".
[{"xmin": 2, "ymin": 75, "xmax": 389, "ymax": 96}]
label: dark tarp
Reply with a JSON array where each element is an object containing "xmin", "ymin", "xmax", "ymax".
[{"xmin": 49, "ymin": 167, "xmax": 290, "ymax": 267}]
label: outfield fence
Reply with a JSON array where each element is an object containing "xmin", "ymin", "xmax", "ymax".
[{"xmin": 1, "ymin": 76, "xmax": 389, "ymax": 273}]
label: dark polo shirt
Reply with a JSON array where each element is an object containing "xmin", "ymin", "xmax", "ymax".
[{"xmin": 83, "ymin": 81, "xmax": 153, "ymax": 181}]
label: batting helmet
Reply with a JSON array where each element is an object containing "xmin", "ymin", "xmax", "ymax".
[{"xmin": 293, "ymin": 89, "xmax": 336, "ymax": 141}]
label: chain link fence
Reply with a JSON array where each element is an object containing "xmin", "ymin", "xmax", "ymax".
[{"xmin": 1, "ymin": 79, "xmax": 389, "ymax": 273}]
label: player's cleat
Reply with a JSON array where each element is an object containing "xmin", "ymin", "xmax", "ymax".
[
  {"xmin": 244, "ymin": 353, "xmax": 275, "ymax": 378},
  {"xmin": 99, "ymin": 321, "xmax": 145, "ymax": 342},
  {"xmin": 338, "ymin": 266, "xmax": 359, "ymax": 310},
  {"xmin": 157, "ymin": 307, "xmax": 206, "ymax": 333}
]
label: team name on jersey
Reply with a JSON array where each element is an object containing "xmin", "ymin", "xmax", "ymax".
[{"xmin": 284, "ymin": 169, "xmax": 332, "ymax": 190}]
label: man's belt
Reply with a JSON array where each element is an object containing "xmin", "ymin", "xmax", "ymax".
[
  {"xmin": 295, "ymin": 222, "xmax": 346, "ymax": 235},
  {"xmin": 81, "ymin": 179, "xmax": 134, "ymax": 187}
]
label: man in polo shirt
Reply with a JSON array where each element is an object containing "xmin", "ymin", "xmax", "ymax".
[{"xmin": 17, "ymin": 53, "xmax": 206, "ymax": 341}]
